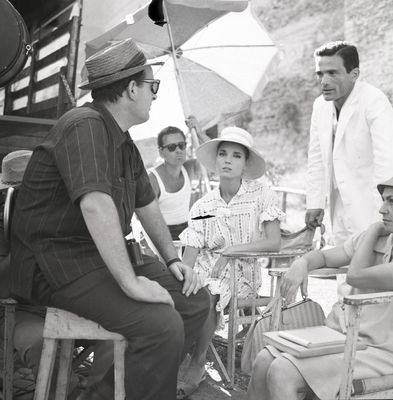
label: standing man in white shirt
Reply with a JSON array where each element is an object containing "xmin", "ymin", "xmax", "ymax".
[{"xmin": 305, "ymin": 41, "xmax": 393, "ymax": 244}]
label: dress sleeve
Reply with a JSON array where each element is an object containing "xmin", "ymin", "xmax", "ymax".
[
  {"xmin": 343, "ymin": 231, "xmax": 366, "ymax": 259},
  {"xmin": 259, "ymin": 188, "xmax": 285, "ymax": 231},
  {"xmin": 179, "ymin": 201, "xmax": 206, "ymax": 249}
]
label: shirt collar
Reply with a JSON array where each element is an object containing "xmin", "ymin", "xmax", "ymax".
[
  {"xmin": 90, "ymin": 101, "xmax": 128, "ymax": 148},
  {"xmin": 213, "ymin": 180, "xmax": 248, "ymax": 202}
]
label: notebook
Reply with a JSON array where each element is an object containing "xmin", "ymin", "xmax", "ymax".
[
  {"xmin": 263, "ymin": 328, "xmax": 367, "ymax": 358},
  {"xmin": 278, "ymin": 326, "xmax": 346, "ymax": 348}
]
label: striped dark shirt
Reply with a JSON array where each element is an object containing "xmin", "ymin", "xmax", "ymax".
[{"xmin": 10, "ymin": 101, "xmax": 155, "ymax": 301}]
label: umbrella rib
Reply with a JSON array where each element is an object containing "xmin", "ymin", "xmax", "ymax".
[{"xmin": 181, "ymin": 44, "xmax": 275, "ymax": 52}]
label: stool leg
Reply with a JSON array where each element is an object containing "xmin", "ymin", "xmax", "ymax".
[
  {"xmin": 3, "ymin": 303, "xmax": 16, "ymax": 400},
  {"xmin": 55, "ymin": 339, "xmax": 74, "ymax": 400},
  {"xmin": 227, "ymin": 259, "xmax": 238, "ymax": 388},
  {"xmin": 114, "ymin": 339, "xmax": 127, "ymax": 400},
  {"xmin": 34, "ymin": 338, "xmax": 58, "ymax": 400}
]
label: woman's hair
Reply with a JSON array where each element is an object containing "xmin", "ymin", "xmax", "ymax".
[
  {"xmin": 217, "ymin": 141, "xmax": 250, "ymax": 159},
  {"xmin": 91, "ymin": 70, "xmax": 146, "ymax": 103},
  {"xmin": 157, "ymin": 126, "xmax": 186, "ymax": 148}
]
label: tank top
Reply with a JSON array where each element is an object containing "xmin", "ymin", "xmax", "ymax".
[{"xmin": 150, "ymin": 166, "xmax": 191, "ymax": 225}]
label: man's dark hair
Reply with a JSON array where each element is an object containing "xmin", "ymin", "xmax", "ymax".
[
  {"xmin": 157, "ymin": 126, "xmax": 186, "ymax": 148},
  {"xmin": 91, "ymin": 70, "xmax": 146, "ymax": 103},
  {"xmin": 314, "ymin": 41, "xmax": 359, "ymax": 73}
]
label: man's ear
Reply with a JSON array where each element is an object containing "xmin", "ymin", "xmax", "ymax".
[
  {"xmin": 127, "ymin": 80, "xmax": 138, "ymax": 100},
  {"xmin": 351, "ymin": 67, "xmax": 360, "ymax": 82}
]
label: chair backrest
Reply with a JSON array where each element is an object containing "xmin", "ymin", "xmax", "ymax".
[
  {"xmin": 3, "ymin": 186, "xmax": 16, "ymax": 247},
  {"xmin": 280, "ymin": 224, "xmax": 325, "ymax": 252}
]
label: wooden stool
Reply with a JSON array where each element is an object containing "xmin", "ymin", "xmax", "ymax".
[{"xmin": 34, "ymin": 308, "xmax": 127, "ymax": 400}]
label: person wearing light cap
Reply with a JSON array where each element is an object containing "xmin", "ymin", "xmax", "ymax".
[
  {"xmin": 247, "ymin": 177, "xmax": 393, "ymax": 400},
  {"xmin": 10, "ymin": 38, "xmax": 209, "ymax": 400},
  {"xmin": 177, "ymin": 127, "xmax": 284, "ymax": 398}
]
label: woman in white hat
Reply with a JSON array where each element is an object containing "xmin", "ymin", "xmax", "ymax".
[{"xmin": 177, "ymin": 127, "xmax": 285, "ymax": 398}]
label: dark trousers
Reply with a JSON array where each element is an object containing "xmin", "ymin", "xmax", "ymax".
[{"xmin": 42, "ymin": 257, "xmax": 209, "ymax": 400}]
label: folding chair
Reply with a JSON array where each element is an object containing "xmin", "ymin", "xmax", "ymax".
[
  {"xmin": 267, "ymin": 268, "xmax": 393, "ymax": 400},
  {"xmin": 210, "ymin": 225, "xmax": 323, "ymax": 388}
]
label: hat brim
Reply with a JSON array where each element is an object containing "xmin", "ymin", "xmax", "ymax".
[
  {"xmin": 196, "ymin": 138, "xmax": 265, "ymax": 180},
  {"xmin": 377, "ymin": 177, "xmax": 393, "ymax": 195},
  {"xmin": 78, "ymin": 61, "xmax": 163, "ymax": 90}
]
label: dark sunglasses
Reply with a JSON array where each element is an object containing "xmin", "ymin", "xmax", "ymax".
[
  {"xmin": 138, "ymin": 79, "xmax": 160, "ymax": 94},
  {"xmin": 160, "ymin": 142, "xmax": 187, "ymax": 152}
]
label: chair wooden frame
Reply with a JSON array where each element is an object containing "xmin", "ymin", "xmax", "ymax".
[
  {"xmin": 0, "ymin": 187, "xmax": 17, "ymax": 400},
  {"xmin": 34, "ymin": 308, "xmax": 127, "ymax": 400},
  {"xmin": 268, "ymin": 268, "xmax": 393, "ymax": 400},
  {"xmin": 210, "ymin": 249, "xmax": 309, "ymax": 388}
]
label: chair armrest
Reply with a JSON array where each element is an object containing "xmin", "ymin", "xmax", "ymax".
[
  {"xmin": 268, "ymin": 268, "xmax": 288, "ymax": 277},
  {"xmin": 222, "ymin": 249, "xmax": 308, "ymax": 258},
  {"xmin": 343, "ymin": 291, "xmax": 393, "ymax": 306},
  {"xmin": 268, "ymin": 266, "xmax": 348, "ymax": 278}
]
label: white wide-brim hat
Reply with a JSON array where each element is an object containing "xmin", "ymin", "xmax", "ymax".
[{"xmin": 196, "ymin": 127, "xmax": 265, "ymax": 179}]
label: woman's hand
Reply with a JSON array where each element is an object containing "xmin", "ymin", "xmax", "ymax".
[{"xmin": 280, "ymin": 258, "xmax": 309, "ymax": 302}]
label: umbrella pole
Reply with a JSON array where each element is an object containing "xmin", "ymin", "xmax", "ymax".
[{"xmin": 162, "ymin": 0, "xmax": 211, "ymax": 193}]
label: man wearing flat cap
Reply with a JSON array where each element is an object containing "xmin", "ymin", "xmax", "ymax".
[{"xmin": 10, "ymin": 39, "xmax": 209, "ymax": 400}]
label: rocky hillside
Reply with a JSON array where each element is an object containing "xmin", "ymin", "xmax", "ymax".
[{"xmin": 246, "ymin": 0, "xmax": 393, "ymax": 188}]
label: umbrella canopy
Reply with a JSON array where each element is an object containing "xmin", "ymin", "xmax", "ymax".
[
  {"xmin": 133, "ymin": 5, "xmax": 277, "ymax": 139},
  {"xmin": 84, "ymin": 0, "xmax": 277, "ymax": 140},
  {"xmin": 86, "ymin": 0, "xmax": 248, "ymax": 59}
]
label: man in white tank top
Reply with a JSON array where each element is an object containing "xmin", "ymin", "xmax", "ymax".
[{"xmin": 149, "ymin": 125, "xmax": 198, "ymax": 240}]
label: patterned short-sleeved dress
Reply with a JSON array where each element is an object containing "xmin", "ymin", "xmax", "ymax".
[{"xmin": 179, "ymin": 180, "xmax": 285, "ymax": 314}]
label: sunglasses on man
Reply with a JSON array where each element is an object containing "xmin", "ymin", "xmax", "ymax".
[
  {"xmin": 138, "ymin": 79, "xmax": 160, "ymax": 94},
  {"xmin": 160, "ymin": 142, "xmax": 187, "ymax": 152}
]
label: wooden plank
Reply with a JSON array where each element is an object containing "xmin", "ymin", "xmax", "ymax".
[
  {"xmin": 35, "ymin": 45, "xmax": 69, "ymax": 70},
  {"xmin": 3, "ymin": 303, "xmax": 16, "ymax": 400},
  {"xmin": 43, "ymin": 308, "xmax": 125, "ymax": 341},
  {"xmin": 7, "ymin": 86, "xmax": 29, "ymax": 100},
  {"xmin": 31, "ymin": 98, "xmax": 58, "ymax": 114},
  {"xmin": 344, "ymin": 291, "xmax": 393, "ymax": 306},
  {"xmin": 33, "ymin": 338, "xmax": 58, "ymax": 400},
  {"xmin": 339, "ymin": 305, "xmax": 362, "ymax": 400},
  {"xmin": 12, "ymin": 64, "xmax": 31, "ymax": 80},
  {"xmin": 0, "ymin": 115, "xmax": 56, "ymax": 126},
  {"xmin": 352, "ymin": 390, "xmax": 393, "ymax": 399},
  {"xmin": 0, "ymin": 115, "xmax": 55, "ymax": 139},
  {"xmin": 114, "ymin": 340, "xmax": 127, "ymax": 400},
  {"xmin": 54, "ymin": 339, "xmax": 74, "ymax": 399},
  {"xmin": 33, "ymin": 74, "xmax": 59, "ymax": 92},
  {"xmin": 36, "ymin": 20, "xmax": 73, "ymax": 49}
]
